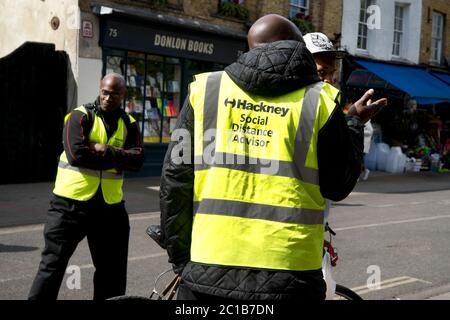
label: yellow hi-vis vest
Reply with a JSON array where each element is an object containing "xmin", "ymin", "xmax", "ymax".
[
  {"xmin": 189, "ymin": 71, "xmax": 339, "ymax": 271},
  {"xmin": 53, "ymin": 105, "xmax": 135, "ymax": 204}
]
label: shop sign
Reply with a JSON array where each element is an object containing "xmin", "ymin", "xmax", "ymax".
[
  {"xmin": 82, "ymin": 20, "xmax": 93, "ymax": 38},
  {"xmin": 100, "ymin": 18, "xmax": 246, "ymax": 64}
]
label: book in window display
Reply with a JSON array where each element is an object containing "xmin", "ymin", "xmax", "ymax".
[
  {"xmin": 156, "ymin": 98, "xmax": 163, "ymax": 114},
  {"xmin": 126, "ymin": 99, "xmax": 136, "ymax": 113},
  {"xmin": 153, "ymin": 87, "xmax": 161, "ymax": 98},
  {"xmin": 148, "ymin": 75, "xmax": 157, "ymax": 87},
  {"xmin": 162, "ymin": 120, "xmax": 171, "ymax": 138},
  {"xmin": 128, "ymin": 75, "xmax": 136, "ymax": 87},
  {"xmin": 165, "ymin": 100, "xmax": 177, "ymax": 117},
  {"xmin": 172, "ymin": 81, "xmax": 180, "ymax": 93},
  {"xmin": 166, "ymin": 80, "xmax": 180, "ymax": 93},
  {"xmin": 128, "ymin": 64, "xmax": 137, "ymax": 76},
  {"xmin": 145, "ymin": 85, "xmax": 151, "ymax": 97},
  {"xmin": 144, "ymin": 122, "xmax": 159, "ymax": 137},
  {"xmin": 150, "ymin": 107, "xmax": 160, "ymax": 120},
  {"xmin": 156, "ymin": 72, "xmax": 164, "ymax": 89},
  {"xmin": 144, "ymin": 100, "xmax": 151, "ymax": 119},
  {"xmin": 170, "ymin": 118, "xmax": 177, "ymax": 133},
  {"xmin": 134, "ymin": 102, "xmax": 143, "ymax": 113}
]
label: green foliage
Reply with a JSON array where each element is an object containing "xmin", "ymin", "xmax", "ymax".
[
  {"xmin": 218, "ymin": 2, "xmax": 249, "ymax": 20},
  {"xmin": 290, "ymin": 16, "xmax": 315, "ymax": 34}
]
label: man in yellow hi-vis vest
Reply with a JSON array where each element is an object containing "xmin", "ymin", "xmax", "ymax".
[
  {"xmin": 29, "ymin": 73, "xmax": 144, "ymax": 300},
  {"xmin": 160, "ymin": 15, "xmax": 385, "ymax": 300}
]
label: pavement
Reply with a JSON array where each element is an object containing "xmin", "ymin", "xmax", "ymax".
[
  {"xmin": 1, "ymin": 169, "xmax": 450, "ymax": 300},
  {"xmin": 0, "ymin": 176, "xmax": 162, "ymax": 227}
]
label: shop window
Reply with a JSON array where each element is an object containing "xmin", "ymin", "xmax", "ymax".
[
  {"xmin": 104, "ymin": 49, "xmax": 227, "ymax": 144},
  {"xmin": 125, "ymin": 52, "xmax": 146, "ymax": 141},
  {"xmin": 104, "ymin": 49, "xmax": 182, "ymax": 144},
  {"xmin": 105, "ymin": 49, "xmax": 126, "ymax": 75},
  {"xmin": 159, "ymin": 58, "xmax": 181, "ymax": 143},
  {"xmin": 126, "ymin": 54, "xmax": 181, "ymax": 144},
  {"xmin": 430, "ymin": 11, "xmax": 444, "ymax": 64},
  {"xmin": 143, "ymin": 55, "xmax": 165, "ymax": 143}
]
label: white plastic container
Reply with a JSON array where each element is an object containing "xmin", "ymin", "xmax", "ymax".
[
  {"xmin": 405, "ymin": 158, "xmax": 415, "ymax": 172},
  {"xmin": 430, "ymin": 154, "xmax": 441, "ymax": 173},
  {"xmin": 386, "ymin": 146, "xmax": 406, "ymax": 174},
  {"xmin": 386, "ymin": 147, "xmax": 401, "ymax": 174},
  {"xmin": 364, "ymin": 141, "xmax": 378, "ymax": 171},
  {"xmin": 376, "ymin": 143, "xmax": 390, "ymax": 172},
  {"xmin": 413, "ymin": 159, "xmax": 422, "ymax": 172},
  {"xmin": 397, "ymin": 152, "xmax": 406, "ymax": 174}
]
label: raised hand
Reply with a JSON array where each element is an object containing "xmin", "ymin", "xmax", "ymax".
[{"xmin": 347, "ymin": 89, "xmax": 388, "ymax": 123}]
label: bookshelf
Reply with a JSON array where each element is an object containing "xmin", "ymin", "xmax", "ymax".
[{"xmin": 104, "ymin": 50, "xmax": 182, "ymax": 144}]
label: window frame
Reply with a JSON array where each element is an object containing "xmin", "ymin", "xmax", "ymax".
[
  {"xmin": 357, "ymin": 0, "xmax": 375, "ymax": 50},
  {"xmin": 430, "ymin": 11, "xmax": 444, "ymax": 64},
  {"xmin": 392, "ymin": 4, "xmax": 405, "ymax": 57},
  {"xmin": 289, "ymin": 0, "xmax": 310, "ymax": 19}
]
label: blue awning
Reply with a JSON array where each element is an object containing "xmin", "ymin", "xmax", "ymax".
[
  {"xmin": 431, "ymin": 72, "xmax": 450, "ymax": 85},
  {"xmin": 354, "ymin": 59, "xmax": 450, "ymax": 105}
]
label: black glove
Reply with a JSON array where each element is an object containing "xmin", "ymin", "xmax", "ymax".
[
  {"xmin": 172, "ymin": 263, "xmax": 185, "ymax": 275},
  {"xmin": 146, "ymin": 225, "xmax": 166, "ymax": 249}
]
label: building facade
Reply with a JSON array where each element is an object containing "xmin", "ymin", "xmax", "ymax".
[
  {"xmin": 340, "ymin": 0, "xmax": 450, "ymax": 171},
  {"xmin": 420, "ymin": 0, "xmax": 450, "ymax": 67},
  {"xmin": 77, "ymin": 0, "xmax": 347, "ymax": 176},
  {"xmin": 13, "ymin": 1, "xmax": 449, "ymax": 180},
  {"xmin": 342, "ymin": 0, "xmax": 423, "ymax": 63}
]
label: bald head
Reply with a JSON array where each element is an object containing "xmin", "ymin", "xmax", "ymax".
[
  {"xmin": 248, "ymin": 14, "xmax": 304, "ymax": 49},
  {"xmin": 99, "ymin": 73, "xmax": 126, "ymax": 112},
  {"xmin": 102, "ymin": 73, "xmax": 126, "ymax": 89}
]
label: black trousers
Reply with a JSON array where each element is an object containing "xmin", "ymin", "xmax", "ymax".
[{"xmin": 28, "ymin": 190, "xmax": 130, "ymax": 300}]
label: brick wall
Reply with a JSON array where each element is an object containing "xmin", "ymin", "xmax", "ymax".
[
  {"xmin": 254, "ymin": 0, "xmax": 289, "ymax": 18},
  {"xmin": 420, "ymin": 0, "xmax": 450, "ymax": 66},
  {"xmin": 80, "ymin": 0, "xmax": 249, "ymax": 31},
  {"xmin": 79, "ymin": 0, "xmax": 344, "ymax": 43},
  {"xmin": 309, "ymin": 0, "xmax": 343, "ymax": 43}
]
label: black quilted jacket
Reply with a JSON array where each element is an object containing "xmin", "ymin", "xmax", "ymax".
[{"xmin": 159, "ymin": 40, "xmax": 363, "ymax": 300}]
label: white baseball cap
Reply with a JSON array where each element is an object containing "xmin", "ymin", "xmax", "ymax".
[{"xmin": 303, "ymin": 32, "xmax": 345, "ymax": 58}]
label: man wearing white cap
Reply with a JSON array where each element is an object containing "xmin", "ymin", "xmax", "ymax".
[
  {"xmin": 305, "ymin": 32, "xmax": 375, "ymax": 171},
  {"xmin": 304, "ymin": 33, "xmax": 378, "ymax": 217},
  {"xmin": 303, "ymin": 32, "xmax": 345, "ymax": 85}
]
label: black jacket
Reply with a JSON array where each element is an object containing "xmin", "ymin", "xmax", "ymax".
[
  {"xmin": 160, "ymin": 40, "xmax": 363, "ymax": 300},
  {"xmin": 63, "ymin": 100, "xmax": 144, "ymax": 172}
]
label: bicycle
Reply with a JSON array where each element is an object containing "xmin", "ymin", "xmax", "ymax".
[
  {"xmin": 109, "ymin": 224, "xmax": 362, "ymax": 300},
  {"xmin": 324, "ymin": 223, "xmax": 363, "ymax": 300}
]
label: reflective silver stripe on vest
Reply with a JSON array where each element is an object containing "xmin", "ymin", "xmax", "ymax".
[
  {"xmin": 293, "ymin": 82, "xmax": 323, "ymax": 185},
  {"xmin": 58, "ymin": 161, "xmax": 123, "ymax": 180},
  {"xmin": 195, "ymin": 77, "xmax": 323, "ymax": 185},
  {"xmin": 194, "ymin": 199, "xmax": 323, "ymax": 225},
  {"xmin": 195, "ymin": 71, "xmax": 223, "ymax": 172},
  {"xmin": 195, "ymin": 152, "xmax": 309, "ymax": 181}
]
